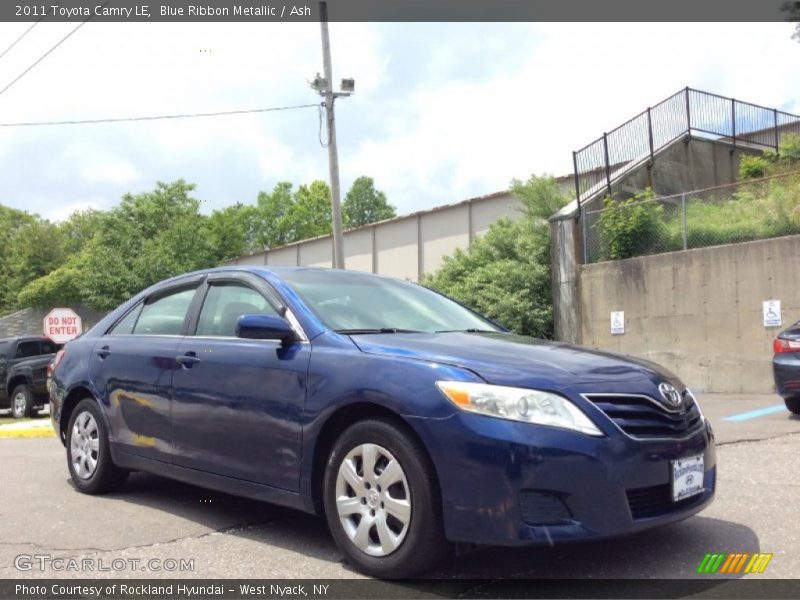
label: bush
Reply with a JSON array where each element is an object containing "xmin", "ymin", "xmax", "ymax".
[
  {"xmin": 739, "ymin": 154, "xmax": 770, "ymax": 179},
  {"xmin": 423, "ymin": 175, "xmax": 569, "ymax": 338},
  {"xmin": 598, "ymin": 189, "xmax": 667, "ymax": 260},
  {"xmin": 778, "ymin": 133, "xmax": 800, "ymax": 163}
]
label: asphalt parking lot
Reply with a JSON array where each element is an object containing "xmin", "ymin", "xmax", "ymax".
[{"xmin": 1, "ymin": 393, "xmax": 798, "ymax": 583}]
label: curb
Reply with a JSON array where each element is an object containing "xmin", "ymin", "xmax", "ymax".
[
  {"xmin": 0, "ymin": 428, "xmax": 55, "ymax": 438},
  {"xmin": 0, "ymin": 421, "xmax": 56, "ymax": 439}
]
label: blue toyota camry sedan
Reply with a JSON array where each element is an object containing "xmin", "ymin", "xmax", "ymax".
[{"xmin": 51, "ymin": 267, "xmax": 715, "ymax": 577}]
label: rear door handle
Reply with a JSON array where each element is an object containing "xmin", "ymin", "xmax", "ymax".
[
  {"xmin": 176, "ymin": 352, "xmax": 200, "ymax": 368},
  {"xmin": 96, "ymin": 346, "xmax": 111, "ymax": 359}
]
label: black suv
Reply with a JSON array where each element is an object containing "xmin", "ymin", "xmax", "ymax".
[{"xmin": 0, "ymin": 337, "xmax": 61, "ymax": 418}]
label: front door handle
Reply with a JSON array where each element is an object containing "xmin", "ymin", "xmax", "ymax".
[
  {"xmin": 176, "ymin": 352, "xmax": 200, "ymax": 368},
  {"xmin": 96, "ymin": 346, "xmax": 111, "ymax": 359}
]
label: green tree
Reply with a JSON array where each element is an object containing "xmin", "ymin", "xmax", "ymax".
[
  {"xmin": 5, "ymin": 220, "xmax": 64, "ymax": 304},
  {"xmin": 0, "ymin": 205, "xmax": 36, "ymax": 312},
  {"xmin": 254, "ymin": 182, "xmax": 295, "ymax": 249},
  {"xmin": 57, "ymin": 209, "xmax": 107, "ymax": 256},
  {"xmin": 423, "ymin": 175, "xmax": 569, "ymax": 338},
  {"xmin": 207, "ymin": 203, "xmax": 259, "ymax": 261},
  {"xmin": 285, "ymin": 180, "xmax": 332, "ymax": 241},
  {"xmin": 343, "ymin": 176, "xmax": 396, "ymax": 228},
  {"xmin": 19, "ymin": 180, "xmax": 217, "ymax": 310},
  {"xmin": 783, "ymin": 1, "xmax": 800, "ymax": 40}
]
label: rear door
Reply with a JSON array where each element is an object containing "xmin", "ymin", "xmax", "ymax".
[
  {"xmin": 89, "ymin": 282, "xmax": 202, "ymax": 462},
  {"xmin": 171, "ymin": 274, "xmax": 310, "ymax": 491}
]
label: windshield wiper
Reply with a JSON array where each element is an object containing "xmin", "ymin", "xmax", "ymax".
[
  {"xmin": 335, "ymin": 328, "xmax": 423, "ymax": 334},
  {"xmin": 435, "ymin": 328, "xmax": 500, "ymax": 333}
]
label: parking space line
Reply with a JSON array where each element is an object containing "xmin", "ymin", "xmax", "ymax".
[{"xmin": 723, "ymin": 404, "xmax": 786, "ymax": 422}]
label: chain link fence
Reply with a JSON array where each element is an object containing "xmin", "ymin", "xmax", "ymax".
[{"xmin": 581, "ymin": 171, "xmax": 800, "ymax": 263}]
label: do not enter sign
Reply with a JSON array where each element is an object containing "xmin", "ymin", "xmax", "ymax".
[{"xmin": 43, "ymin": 308, "xmax": 82, "ymax": 344}]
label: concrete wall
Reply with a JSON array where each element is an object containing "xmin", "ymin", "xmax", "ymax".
[
  {"xmin": 0, "ymin": 305, "xmax": 107, "ymax": 339},
  {"xmin": 229, "ymin": 191, "xmax": 522, "ymax": 281},
  {"xmin": 580, "ymin": 235, "xmax": 800, "ymax": 394},
  {"xmin": 612, "ymin": 137, "xmax": 754, "ymax": 201}
]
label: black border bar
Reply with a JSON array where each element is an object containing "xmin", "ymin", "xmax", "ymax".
[
  {"xmin": 1, "ymin": 0, "xmax": 796, "ymax": 22},
  {"xmin": 4, "ymin": 579, "xmax": 800, "ymax": 600}
]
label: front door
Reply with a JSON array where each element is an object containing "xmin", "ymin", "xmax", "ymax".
[{"xmin": 171, "ymin": 279, "xmax": 310, "ymax": 491}]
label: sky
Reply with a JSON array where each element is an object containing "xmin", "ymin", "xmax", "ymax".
[{"xmin": 0, "ymin": 21, "xmax": 799, "ymax": 222}]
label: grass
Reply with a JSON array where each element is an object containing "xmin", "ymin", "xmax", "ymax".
[{"xmin": 598, "ymin": 168, "xmax": 800, "ymax": 260}]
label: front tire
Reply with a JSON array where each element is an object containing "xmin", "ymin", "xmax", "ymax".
[
  {"xmin": 10, "ymin": 385, "xmax": 33, "ymax": 419},
  {"xmin": 323, "ymin": 418, "xmax": 448, "ymax": 578},
  {"xmin": 785, "ymin": 397, "xmax": 800, "ymax": 415},
  {"xmin": 66, "ymin": 399, "xmax": 128, "ymax": 494}
]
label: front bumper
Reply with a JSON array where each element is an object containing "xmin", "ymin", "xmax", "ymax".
[{"xmin": 411, "ymin": 410, "xmax": 715, "ymax": 546}]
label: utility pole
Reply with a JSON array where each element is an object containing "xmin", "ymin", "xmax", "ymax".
[{"xmin": 319, "ymin": 1, "xmax": 345, "ymax": 269}]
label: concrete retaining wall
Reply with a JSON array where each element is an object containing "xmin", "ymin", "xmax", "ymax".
[{"xmin": 580, "ymin": 235, "xmax": 800, "ymax": 394}]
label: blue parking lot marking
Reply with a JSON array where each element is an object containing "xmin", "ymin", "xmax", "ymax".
[{"xmin": 724, "ymin": 404, "xmax": 786, "ymax": 422}]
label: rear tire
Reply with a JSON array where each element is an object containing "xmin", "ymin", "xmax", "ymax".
[
  {"xmin": 10, "ymin": 385, "xmax": 33, "ymax": 419},
  {"xmin": 323, "ymin": 418, "xmax": 448, "ymax": 578},
  {"xmin": 785, "ymin": 397, "xmax": 800, "ymax": 415},
  {"xmin": 66, "ymin": 399, "xmax": 128, "ymax": 494}
]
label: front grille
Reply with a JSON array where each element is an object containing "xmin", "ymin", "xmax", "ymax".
[
  {"xmin": 583, "ymin": 392, "xmax": 703, "ymax": 439},
  {"xmin": 519, "ymin": 490, "xmax": 572, "ymax": 525},
  {"xmin": 626, "ymin": 483, "xmax": 702, "ymax": 520}
]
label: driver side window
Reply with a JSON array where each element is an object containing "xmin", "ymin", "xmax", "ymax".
[{"xmin": 195, "ymin": 283, "xmax": 277, "ymax": 338}]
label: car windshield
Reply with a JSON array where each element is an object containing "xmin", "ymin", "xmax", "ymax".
[{"xmin": 279, "ymin": 270, "xmax": 502, "ymax": 334}]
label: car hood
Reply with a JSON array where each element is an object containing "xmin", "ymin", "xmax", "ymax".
[{"xmin": 349, "ymin": 331, "xmax": 680, "ymax": 391}]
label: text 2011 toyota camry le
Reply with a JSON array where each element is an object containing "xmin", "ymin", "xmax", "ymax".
[{"xmin": 50, "ymin": 267, "xmax": 715, "ymax": 577}]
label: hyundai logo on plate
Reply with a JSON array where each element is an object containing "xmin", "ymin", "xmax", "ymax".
[{"xmin": 658, "ymin": 382, "xmax": 682, "ymax": 407}]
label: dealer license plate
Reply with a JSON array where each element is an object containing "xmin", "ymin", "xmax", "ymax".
[{"xmin": 671, "ymin": 454, "xmax": 704, "ymax": 502}]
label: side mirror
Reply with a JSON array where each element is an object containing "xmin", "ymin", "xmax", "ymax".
[{"xmin": 236, "ymin": 314, "xmax": 295, "ymax": 343}]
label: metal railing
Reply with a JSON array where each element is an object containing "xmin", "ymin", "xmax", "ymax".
[
  {"xmin": 581, "ymin": 171, "xmax": 800, "ymax": 264},
  {"xmin": 572, "ymin": 87, "xmax": 800, "ymax": 208}
]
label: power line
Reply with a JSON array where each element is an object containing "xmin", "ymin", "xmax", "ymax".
[
  {"xmin": 0, "ymin": 103, "xmax": 322, "ymax": 128},
  {"xmin": 0, "ymin": 3, "xmax": 103, "ymax": 99},
  {"xmin": 0, "ymin": 19, "xmax": 42, "ymax": 62}
]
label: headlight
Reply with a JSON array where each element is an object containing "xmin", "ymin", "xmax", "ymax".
[
  {"xmin": 685, "ymin": 388, "xmax": 704, "ymax": 415},
  {"xmin": 436, "ymin": 381, "xmax": 603, "ymax": 436}
]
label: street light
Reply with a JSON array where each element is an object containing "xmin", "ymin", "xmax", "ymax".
[{"xmin": 313, "ymin": 0, "xmax": 355, "ymax": 269}]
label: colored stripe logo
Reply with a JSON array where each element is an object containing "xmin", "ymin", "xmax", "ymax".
[{"xmin": 696, "ymin": 553, "xmax": 773, "ymax": 574}]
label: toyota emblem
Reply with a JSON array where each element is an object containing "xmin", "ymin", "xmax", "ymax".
[{"xmin": 658, "ymin": 382, "xmax": 682, "ymax": 407}]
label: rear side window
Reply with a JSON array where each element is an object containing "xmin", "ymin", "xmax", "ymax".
[
  {"xmin": 15, "ymin": 341, "xmax": 41, "ymax": 358},
  {"xmin": 40, "ymin": 340, "xmax": 59, "ymax": 355},
  {"xmin": 133, "ymin": 288, "xmax": 197, "ymax": 336},
  {"xmin": 195, "ymin": 283, "xmax": 277, "ymax": 337}
]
